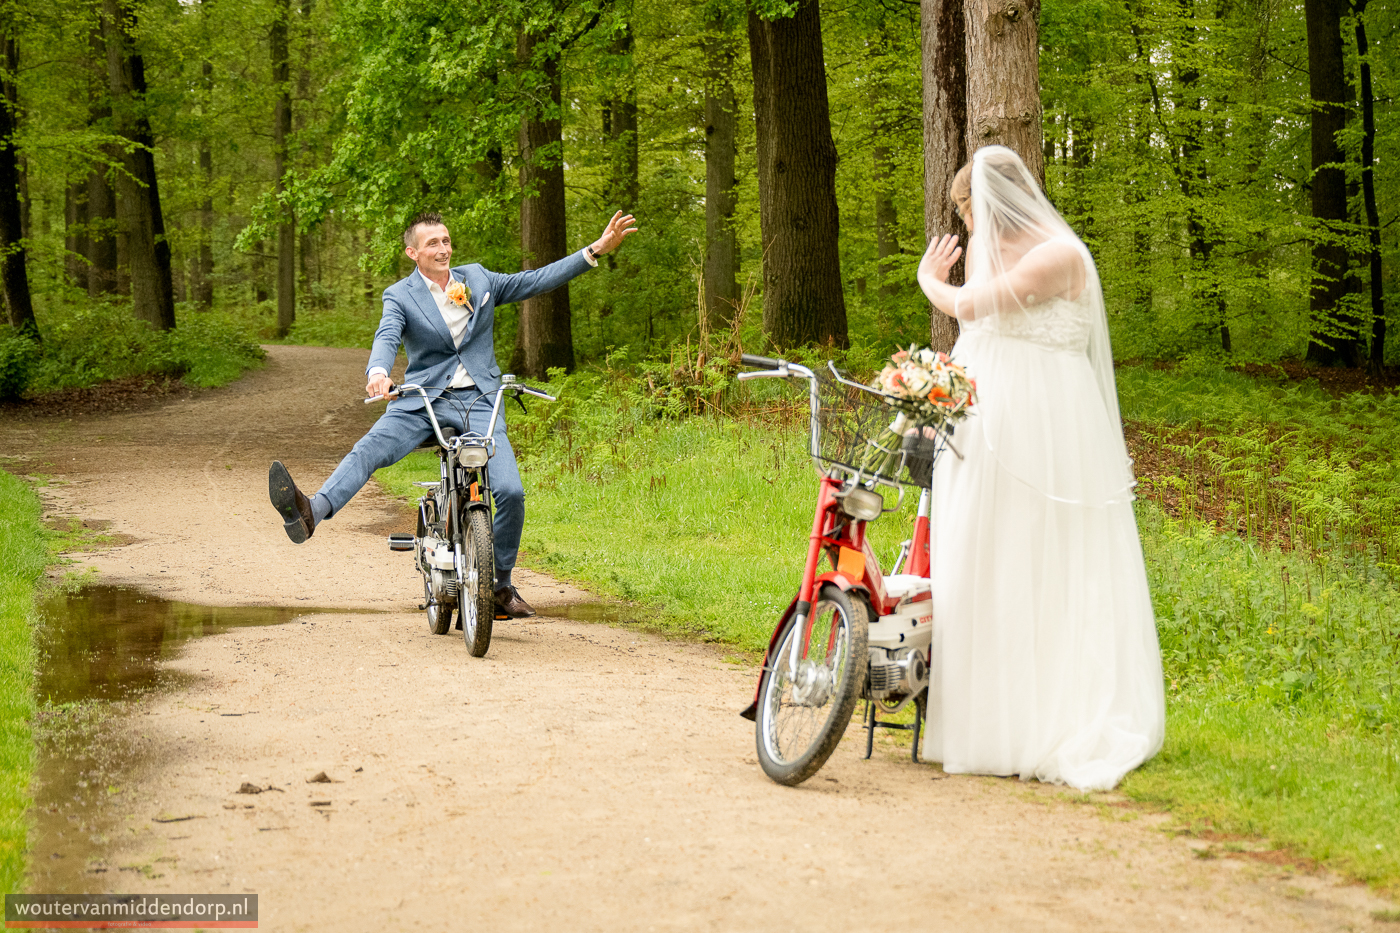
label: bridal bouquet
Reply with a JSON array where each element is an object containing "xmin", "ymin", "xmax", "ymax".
[
  {"xmin": 873, "ymin": 345, "xmax": 977, "ymax": 425},
  {"xmin": 862, "ymin": 346, "xmax": 976, "ymax": 481}
]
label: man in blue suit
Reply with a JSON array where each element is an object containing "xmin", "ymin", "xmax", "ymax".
[{"xmin": 268, "ymin": 209, "xmax": 638, "ymax": 618}]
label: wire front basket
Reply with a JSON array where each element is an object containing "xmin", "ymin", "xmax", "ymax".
[{"xmin": 814, "ymin": 374, "xmax": 951, "ymax": 489}]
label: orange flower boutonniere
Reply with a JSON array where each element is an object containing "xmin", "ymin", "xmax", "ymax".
[{"xmin": 444, "ymin": 280, "xmax": 471, "ymax": 309}]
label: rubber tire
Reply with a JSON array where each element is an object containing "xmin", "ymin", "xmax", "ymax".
[
  {"xmin": 754, "ymin": 584, "xmax": 869, "ymax": 786},
  {"xmin": 459, "ymin": 507, "xmax": 495, "ymax": 658},
  {"xmin": 420, "ymin": 496, "xmax": 452, "ymax": 636}
]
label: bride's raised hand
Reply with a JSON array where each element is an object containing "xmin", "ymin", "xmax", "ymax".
[{"xmin": 920, "ymin": 234, "xmax": 962, "ymax": 284}]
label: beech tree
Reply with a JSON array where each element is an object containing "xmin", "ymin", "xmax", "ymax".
[
  {"xmin": 1303, "ymin": 0, "xmax": 1354, "ymax": 366},
  {"xmin": 0, "ymin": 33, "xmax": 36, "ymax": 338},
  {"xmin": 701, "ymin": 1, "xmax": 739, "ymax": 332},
  {"xmin": 100, "ymin": 0, "xmax": 174, "ymax": 331},
  {"xmin": 748, "ymin": 0, "xmax": 847, "ymax": 350},
  {"xmin": 921, "ymin": 0, "xmax": 966, "ymax": 353}
]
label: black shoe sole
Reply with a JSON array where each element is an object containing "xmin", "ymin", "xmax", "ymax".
[{"xmin": 269, "ymin": 461, "xmax": 312, "ymax": 544}]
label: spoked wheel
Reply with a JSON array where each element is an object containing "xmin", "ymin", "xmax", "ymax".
[
  {"xmin": 457, "ymin": 508, "xmax": 496, "ymax": 658},
  {"xmin": 755, "ymin": 584, "xmax": 869, "ymax": 786},
  {"xmin": 419, "ymin": 496, "xmax": 453, "ymax": 636}
]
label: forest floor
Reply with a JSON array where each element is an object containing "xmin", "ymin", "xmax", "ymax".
[{"xmin": 2, "ymin": 345, "xmax": 1396, "ymax": 932}]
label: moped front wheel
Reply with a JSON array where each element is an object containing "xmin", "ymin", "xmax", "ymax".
[
  {"xmin": 457, "ymin": 507, "xmax": 495, "ymax": 658},
  {"xmin": 755, "ymin": 584, "xmax": 869, "ymax": 786}
]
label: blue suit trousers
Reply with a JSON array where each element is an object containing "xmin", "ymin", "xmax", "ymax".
[{"xmin": 316, "ymin": 389, "xmax": 524, "ymax": 583}]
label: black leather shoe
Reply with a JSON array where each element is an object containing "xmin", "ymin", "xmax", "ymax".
[
  {"xmin": 269, "ymin": 461, "xmax": 315, "ymax": 543},
  {"xmin": 493, "ymin": 585, "xmax": 535, "ymax": 619}
]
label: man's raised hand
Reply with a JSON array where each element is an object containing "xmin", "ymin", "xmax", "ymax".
[{"xmin": 590, "ymin": 211, "xmax": 639, "ymax": 257}]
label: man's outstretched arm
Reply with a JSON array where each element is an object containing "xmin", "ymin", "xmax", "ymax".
[{"xmin": 488, "ymin": 212, "xmax": 639, "ymax": 306}]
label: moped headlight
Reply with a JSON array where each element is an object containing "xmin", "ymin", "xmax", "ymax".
[
  {"xmin": 457, "ymin": 445, "xmax": 489, "ymax": 468},
  {"xmin": 839, "ymin": 487, "xmax": 884, "ymax": 522}
]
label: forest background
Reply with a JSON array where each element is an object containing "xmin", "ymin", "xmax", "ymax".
[
  {"xmin": 0, "ymin": 0, "xmax": 1395, "ymax": 385},
  {"xmin": 1, "ymin": 0, "xmax": 1399, "ymax": 900}
]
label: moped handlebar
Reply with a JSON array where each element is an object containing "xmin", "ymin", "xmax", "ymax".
[
  {"xmin": 363, "ymin": 379, "xmax": 553, "ymax": 455},
  {"xmin": 740, "ymin": 353, "xmax": 783, "ymax": 370}
]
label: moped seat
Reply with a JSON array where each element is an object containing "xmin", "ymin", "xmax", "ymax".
[
  {"xmin": 882, "ymin": 574, "xmax": 932, "ymax": 602},
  {"xmin": 413, "ymin": 426, "xmax": 459, "ymax": 453}
]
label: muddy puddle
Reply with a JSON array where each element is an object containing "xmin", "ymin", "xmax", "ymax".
[
  {"xmin": 534, "ymin": 602, "xmax": 643, "ymax": 624},
  {"xmin": 29, "ymin": 586, "xmax": 328, "ymax": 893}
]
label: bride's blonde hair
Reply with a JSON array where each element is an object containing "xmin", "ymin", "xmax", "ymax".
[{"xmin": 950, "ymin": 163, "xmax": 973, "ymax": 220}]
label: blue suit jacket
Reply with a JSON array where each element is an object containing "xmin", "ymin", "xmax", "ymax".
[{"xmin": 368, "ymin": 248, "xmax": 594, "ymax": 412}]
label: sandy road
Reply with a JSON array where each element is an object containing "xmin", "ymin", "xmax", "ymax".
[{"xmin": 2, "ymin": 345, "xmax": 1393, "ymax": 932}]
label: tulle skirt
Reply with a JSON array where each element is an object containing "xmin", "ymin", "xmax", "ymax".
[{"xmin": 922, "ymin": 329, "xmax": 1166, "ymax": 791}]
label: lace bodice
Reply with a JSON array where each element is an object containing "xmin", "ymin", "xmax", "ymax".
[{"xmin": 962, "ymin": 289, "xmax": 1094, "ymax": 353}]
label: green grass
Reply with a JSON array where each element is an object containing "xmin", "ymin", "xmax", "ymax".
[
  {"xmin": 0, "ymin": 470, "xmax": 45, "ymax": 895},
  {"xmin": 1124, "ymin": 699, "xmax": 1399, "ymax": 888},
  {"xmin": 372, "ymin": 360, "xmax": 1400, "ymax": 893}
]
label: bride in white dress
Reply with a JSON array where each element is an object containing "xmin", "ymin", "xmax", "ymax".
[{"xmin": 916, "ymin": 146, "xmax": 1165, "ymax": 791}]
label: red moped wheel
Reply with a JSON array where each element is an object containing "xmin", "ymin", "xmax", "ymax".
[{"xmin": 755, "ymin": 583, "xmax": 869, "ymax": 786}]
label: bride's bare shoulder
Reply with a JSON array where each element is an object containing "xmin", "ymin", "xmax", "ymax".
[{"xmin": 1018, "ymin": 238, "xmax": 1086, "ymax": 299}]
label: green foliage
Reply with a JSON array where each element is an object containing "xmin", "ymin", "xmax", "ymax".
[
  {"xmin": 26, "ymin": 303, "xmax": 266, "ymax": 394},
  {"xmin": 0, "ymin": 470, "xmax": 46, "ymax": 897},
  {"xmin": 1124, "ymin": 699, "xmax": 1399, "ymax": 891},
  {"xmin": 0, "ymin": 328, "xmax": 40, "ymax": 400},
  {"xmin": 1119, "ymin": 362, "xmax": 1400, "ymax": 561}
]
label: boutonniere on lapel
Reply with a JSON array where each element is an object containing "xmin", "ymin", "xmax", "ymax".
[{"xmin": 445, "ymin": 280, "xmax": 473, "ymax": 312}]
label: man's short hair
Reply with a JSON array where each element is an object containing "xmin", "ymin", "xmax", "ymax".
[{"xmin": 403, "ymin": 211, "xmax": 445, "ymax": 248}]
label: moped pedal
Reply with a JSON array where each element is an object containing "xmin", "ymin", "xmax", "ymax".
[{"xmin": 387, "ymin": 533, "xmax": 416, "ymax": 551}]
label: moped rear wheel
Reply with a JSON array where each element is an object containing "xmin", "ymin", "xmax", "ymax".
[
  {"xmin": 755, "ymin": 584, "xmax": 869, "ymax": 786},
  {"xmin": 458, "ymin": 507, "xmax": 495, "ymax": 658}
]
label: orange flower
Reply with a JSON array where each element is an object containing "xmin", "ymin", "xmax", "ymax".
[{"xmin": 445, "ymin": 280, "xmax": 469, "ymax": 307}]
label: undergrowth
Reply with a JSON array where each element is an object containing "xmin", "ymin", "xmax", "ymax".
[{"xmin": 15, "ymin": 302, "xmax": 265, "ymax": 397}]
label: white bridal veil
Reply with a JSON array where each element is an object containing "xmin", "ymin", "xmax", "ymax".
[{"xmin": 954, "ymin": 145, "xmax": 1135, "ymax": 507}]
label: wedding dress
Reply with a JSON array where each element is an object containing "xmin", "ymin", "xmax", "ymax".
[{"xmin": 920, "ymin": 148, "xmax": 1165, "ymax": 791}]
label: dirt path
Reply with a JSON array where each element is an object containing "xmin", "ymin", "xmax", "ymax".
[{"xmin": 3, "ymin": 346, "xmax": 1393, "ymax": 932}]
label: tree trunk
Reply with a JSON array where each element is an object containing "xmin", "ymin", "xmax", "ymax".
[
  {"xmin": 1173, "ymin": 0, "xmax": 1228, "ymax": 351},
  {"xmin": 513, "ymin": 28, "xmax": 573, "ymax": 377},
  {"xmin": 1303, "ymin": 0, "xmax": 1356, "ymax": 366},
  {"xmin": 964, "ymin": 0, "xmax": 1043, "ymax": 184},
  {"xmin": 1353, "ymin": 3, "xmax": 1384, "ymax": 372},
  {"xmin": 747, "ymin": 0, "xmax": 848, "ymax": 351},
  {"xmin": 921, "ymin": 0, "xmax": 965, "ymax": 353},
  {"xmin": 101, "ymin": 0, "xmax": 175, "ymax": 331},
  {"xmin": 0, "ymin": 38, "xmax": 37, "ymax": 339},
  {"xmin": 86, "ymin": 159, "xmax": 119, "ymax": 297},
  {"xmin": 193, "ymin": 52, "xmax": 214, "ymax": 310},
  {"xmin": 873, "ymin": 142, "xmax": 899, "ymax": 301},
  {"xmin": 605, "ymin": 24, "xmax": 639, "ymax": 212},
  {"xmin": 65, "ymin": 178, "xmax": 89, "ymax": 290},
  {"xmin": 702, "ymin": 8, "xmax": 739, "ymax": 333},
  {"xmin": 272, "ymin": 0, "xmax": 295, "ymax": 337}
]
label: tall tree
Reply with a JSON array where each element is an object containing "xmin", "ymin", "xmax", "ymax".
[
  {"xmin": 603, "ymin": 19, "xmax": 639, "ymax": 212},
  {"xmin": 748, "ymin": 0, "xmax": 848, "ymax": 350},
  {"xmin": 514, "ymin": 26, "xmax": 574, "ymax": 377},
  {"xmin": 271, "ymin": 0, "xmax": 295, "ymax": 337},
  {"xmin": 1352, "ymin": 0, "xmax": 1384, "ymax": 372},
  {"xmin": 1303, "ymin": 0, "xmax": 1355, "ymax": 366},
  {"xmin": 701, "ymin": 2, "xmax": 739, "ymax": 332},
  {"xmin": 191, "ymin": 0, "xmax": 215, "ymax": 311},
  {"xmin": 0, "ymin": 35, "xmax": 36, "ymax": 339},
  {"xmin": 964, "ymin": 0, "xmax": 1043, "ymax": 183},
  {"xmin": 922, "ymin": 0, "xmax": 965, "ymax": 353},
  {"xmin": 101, "ymin": 0, "xmax": 175, "ymax": 330}
]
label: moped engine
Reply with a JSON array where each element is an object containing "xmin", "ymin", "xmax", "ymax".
[
  {"xmin": 866, "ymin": 646, "xmax": 928, "ymax": 701},
  {"xmin": 417, "ymin": 533, "xmax": 458, "ymax": 604}
]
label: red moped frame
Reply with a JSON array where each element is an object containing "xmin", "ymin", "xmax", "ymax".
[{"xmin": 739, "ymin": 475, "xmax": 931, "ymax": 721}]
